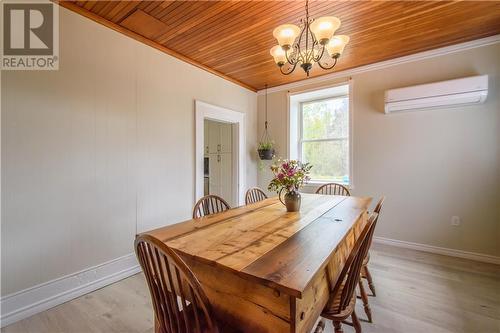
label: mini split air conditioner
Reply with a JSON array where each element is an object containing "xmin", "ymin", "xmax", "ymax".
[{"xmin": 384, "ymin": 75, "xmax": 488, "ymax": 114}]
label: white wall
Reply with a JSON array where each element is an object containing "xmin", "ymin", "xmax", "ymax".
[
  {"xmin": 1, "ymin": 7, "xmax": 257, "ymax": 297},
  {"xmin": 258, "ymin": 43, "xmax": 500, "ymax": 257}
]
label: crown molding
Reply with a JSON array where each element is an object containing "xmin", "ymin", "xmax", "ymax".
[{"xmin": 258, "ymin": 34, "xmax": 500, "ymax": 95}]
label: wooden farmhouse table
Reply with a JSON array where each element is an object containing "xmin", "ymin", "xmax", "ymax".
[{"xmin": 143, "ymin": 193, "xmax": 372, "ymax": 333}]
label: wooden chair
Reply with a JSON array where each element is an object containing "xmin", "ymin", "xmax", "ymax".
[
  {"xmin": 192, "ymin": 195, "xmax": 230, "ymax": 219},
  {"xmin": 315, "ymin": 183, "xmax": 351, "ymax": 196},
  {"xmin": 316, "ymin": 212, "xmax": 379, "ymax": 333},
  {"xmin": 245, "ymin": 187, "xmax": 268, "ymax": 205},
  {"xmin": 358, "ymin": 196, "xmax": 385, "ymax": 322},
  {"xmin": 135, "ymin": 234, "xmax": 220, "ymax": 333}
]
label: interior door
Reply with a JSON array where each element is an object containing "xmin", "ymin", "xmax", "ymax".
[
  {"xmin": 204, "ymin": 121, "xmax": 209, "ymax": 155},
  {"xmin": 208, "ymin": 154, "xmax": 221, "ymax": 196},
  {"xmin": 219, "ymin": 153, "xmax": 233, "ymax": 205},
  {"xmin": 208, "ymin": 121, "xmax": 220, "ymax": 154},
  {"xmin": 220, "ymin": 123, "xmax": 232, "ymax": 153}
]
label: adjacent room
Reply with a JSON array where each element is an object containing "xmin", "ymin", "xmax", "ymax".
[{"xmin": 1, "ymin": 1, "xmax": 499, "ymax": 332}]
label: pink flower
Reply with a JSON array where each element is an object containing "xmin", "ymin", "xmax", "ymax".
[
  {"xmin": 277, "ymin": 173, "xmax": 285, "ymax": 180},
  {"xmin": 287, "ymin": 169, "xmax": 295, "ymax": 177}
]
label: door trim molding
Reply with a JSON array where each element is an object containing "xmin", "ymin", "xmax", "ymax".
[{"xmin": 195, "ymin": 100, "xmax": 246, "ymax": 206}]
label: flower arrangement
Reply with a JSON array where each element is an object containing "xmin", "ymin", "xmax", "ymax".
[
  {"xmin": 268, "ymin": 159, "xmax": 312, "ymax": 212},
  {"xmin": 268, "ymin": 159, "xmax": 312, "ymax": 193}
]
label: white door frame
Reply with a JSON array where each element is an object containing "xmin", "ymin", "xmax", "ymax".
[{"xmin": 195, "ymin": 100, "xmax": 246, "ymax": 206}]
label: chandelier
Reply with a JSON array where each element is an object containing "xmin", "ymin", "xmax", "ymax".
[{"xmin": 270, "ymin": 0, "xmax": 349, "ymax": 76}]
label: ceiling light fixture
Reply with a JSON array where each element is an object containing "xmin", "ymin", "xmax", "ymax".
[{"xmin": 270, "ymin": 0, "xmax": 349, "ymax": 76}]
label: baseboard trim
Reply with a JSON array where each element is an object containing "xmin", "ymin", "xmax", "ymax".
[
  {"xmin": 0, "ymin": 253, "xmax": 141, "ymax": 328},
  {"xmin": 373, "ymin": 237, "xmax": 500, "ymax": 265}
]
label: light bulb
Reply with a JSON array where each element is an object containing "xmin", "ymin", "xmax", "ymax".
[
  {"xmin": 270, "ymin": 45, "xmax": 287, "ymax": 66},
  {"xmin": 310, "ymin": 17, "xmax": 340, "ymax": 44},
  {"xmin": 272, "ymin": 24, "xmax": 300, "ymax": 49},
  {"xmin": 326, "ymin": 35, "xmax": 350, "ymax": 57}
]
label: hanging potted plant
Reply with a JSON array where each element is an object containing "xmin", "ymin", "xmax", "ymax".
[
  {"xmin": 268, "ymin": 159, "xmax": 312, "ymax": 212},
  {"xmin": 258, "ymin": 84, "xmax": 275, "ymax": 160},
  {"xmin": 258, "ymin": 141, "xmax": 275, "ymax": 160}
]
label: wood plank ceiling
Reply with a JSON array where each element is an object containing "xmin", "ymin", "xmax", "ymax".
[{"xmin": 60, "ymin": 1, "xmax": 500, "ymax": 92}]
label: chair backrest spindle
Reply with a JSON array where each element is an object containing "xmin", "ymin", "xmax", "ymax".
[
  {"xmin": 245, "ymin": 187, "xmax": 268, "ymax": 205},
  {"xmin": 192, "ymin": 195, "xmax": 231, "ymax": 219},
  {"xmin": 315, "ymin": 183, "xmax": 351, "ymax": 196}
]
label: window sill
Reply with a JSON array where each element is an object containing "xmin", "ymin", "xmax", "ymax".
[{"xmin": 303, "ymin": 181, "xmax": 354, "ymax": 190}]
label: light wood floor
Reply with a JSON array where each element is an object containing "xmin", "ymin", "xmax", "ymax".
[{"xmin": 3, "ymin": 244, "xmax": 500, "ymax": 333}]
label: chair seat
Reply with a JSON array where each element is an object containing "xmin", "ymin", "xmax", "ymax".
[
  {"xmin": 320, "ymin": 280, "xmax": 357, "ymax": 321},
  {"xmin": 156, "ymin": 304, "xmax": 240, "ymax": 333},
  {"xmin": 185, "ymin": 303, "xmax": 241, "ymax": 333},
  {"xmin": 217, "ymin": 322, "xmax": 240, "ymax": 333}
]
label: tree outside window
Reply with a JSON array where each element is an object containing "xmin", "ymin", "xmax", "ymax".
[{"xmin": 300, "ymin": 97, "xmax": 349, "ymax": 183}]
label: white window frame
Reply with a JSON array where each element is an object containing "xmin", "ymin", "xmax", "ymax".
[{"xmin": 287, "ymin": 81, "xmax": 354, "ymax": 188}]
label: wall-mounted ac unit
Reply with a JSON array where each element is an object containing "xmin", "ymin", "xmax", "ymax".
[{"xmin": 384, "ymin": 75, "xmax": 488, "ymax": 114}]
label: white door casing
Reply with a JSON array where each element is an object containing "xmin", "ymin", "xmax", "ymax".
[{"xmin": 195, "ymin": 100, "xmax": 245, "ymax": 206}]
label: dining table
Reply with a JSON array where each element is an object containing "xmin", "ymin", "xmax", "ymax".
[{"xmin": 143, "ymin": 193, "xmax": 372, "ymax": 333}]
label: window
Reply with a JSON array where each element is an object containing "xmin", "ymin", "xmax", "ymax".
[{"xmin": 289, "ymin": 84, "xmax": 352, "ymax": 185}]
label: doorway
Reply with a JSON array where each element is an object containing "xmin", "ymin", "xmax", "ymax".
[
  {"xmin": 203, "ymin": 119, "xmax": 234, "ymax": 205},
  {"xmin": 195, "ymin": 101, "xmax": 246, "ymax": 206}
]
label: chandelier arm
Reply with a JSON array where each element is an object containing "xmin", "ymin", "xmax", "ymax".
[
  {"xmin": 298, "ymin": 48, "xmax": 305, "ymax": 64},
  {"xmin": 296, "ymin": 22, "xmax": 306, "ymax": 55},
  {"xmin": 311, "ymin": 25, "xmax": 318, "ymax": 44},
  {"xmin": 304, "ymin": 19, "xmax": 318, "ymax": 64},
  {"xmin": 317, "ymin": 56, "xmax": 338, "ymax": 70},
  {"xmin": 297, "ymin": 29, "xmax": 304, "ymax": 48},
  {"xmin": 307, "ymin": 40, "xmax": 317, "ymax": 63},
  {"xmin": 313, "ymin": 44, "xmax": 326, "ymax": 63},
  {"xmin": 280, "ymin": 62, "xmax": 298, "ymax": 75},
  {"xmin": 285, "ymin": 48, "xmax": 297, "ymax": 65},
  {"xmin": 293, "ymin": 43, "xmax": 304, "ymax": 64},
  {"xmin": 305, "ymin": 23, "xmax": 309, "ymax": 53}
]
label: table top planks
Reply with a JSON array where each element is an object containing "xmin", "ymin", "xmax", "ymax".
[
  {"xmin": 242, "ymin": 196, "xmax": 372, "ymax": 297},
  {"xmin": 144, "ymin": 193, "xmax": 372, "ymax": 299}
]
